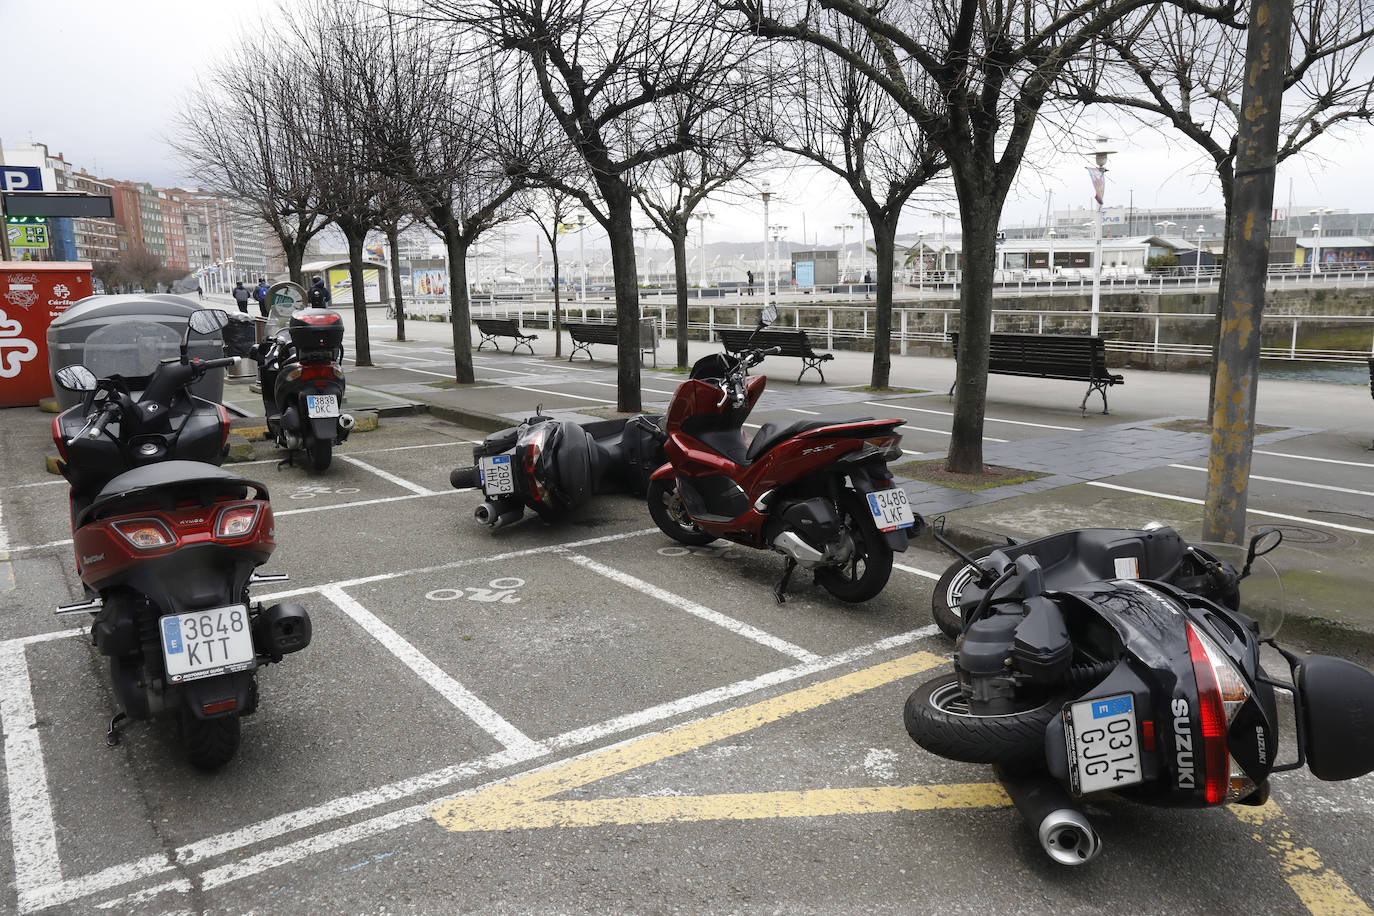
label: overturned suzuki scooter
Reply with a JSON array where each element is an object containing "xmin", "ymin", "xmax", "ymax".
[
  {"xmin": 904, "ymin": 525, "xmax": 1374, "ymax": 865},
  {"xmin": 450, "ymin": 412, "xmax": 666, "ymax": 530}
]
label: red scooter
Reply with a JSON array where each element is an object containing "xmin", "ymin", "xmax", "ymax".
[{"xmin": 649, "ymin": 306, "xmax": 921, "ymax": 603}]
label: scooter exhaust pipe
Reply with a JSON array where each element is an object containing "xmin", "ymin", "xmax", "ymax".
[
  {"xmin": 474, "ymin": 500, "xmax": 523, "ymax": 529},
  {"xmin": 995, "ymin": 766, "xmax": 1101, "ymax": 866},
  {"xmin": 338, "ymin": 413, "xmax": 355, "ymax": 432}
]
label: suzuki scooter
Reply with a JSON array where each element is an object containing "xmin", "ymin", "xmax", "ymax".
[
  {"xmin": 904, "ymin": 526, "xmax": 1374, "ymax": 865},
  {"xmin": 927, "ymin": 524, "xmax": 1244, "ymax": 638},
  {"xmin": 51, "ymin": 309, "xmax": 313, "ymax": 770},
  {"xmin": 649, "ymin": 305, "xmax": 921, "ymax": 603},
  {"xmin": 450, "ymin": 412, "xmax": 666, "ymax": 530},
  {"xmin": 226, "ymin": 310, "xmax": 354, "ymax": 472}
]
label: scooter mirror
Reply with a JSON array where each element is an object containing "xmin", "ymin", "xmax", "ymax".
[
  {"xmin": 55, "ymin": 365, "xmax": 97, "ymax": 392},
  {"xmin": 189, "ymin": 308, "xmax": 230, "ymax": 336},
  {"xmin": 1244, "ymin": 528, "xmax": 1284, "ymax": 576},
  {"xmin": 758, "ymin": 304, "xmax": 777, "ymax": 329}
]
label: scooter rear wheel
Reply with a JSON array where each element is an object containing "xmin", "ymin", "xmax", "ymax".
[
  {"xmin": 904, "ymin": 674, "xmax": 1065, "ymax": 768},
  {"xmin": 181, "ymin": 709, "xmax": 241, "ymax": 771},
  {"xmin": 307, "ymin": 438, "xmax": 332, "ymax": 473},
  {"xmin": 932, "ymin": 547, "xmax": 997, "ymax": 639},
  {"xmin": 647, "ymin": 477, "xmax": 716, "ymax": 546},
  {"xmin": 814, "ymin": 493, "xmax": 893, "ymax": 603}
]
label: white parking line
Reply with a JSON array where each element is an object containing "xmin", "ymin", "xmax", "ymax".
[
  {"xmin": 339, "ymin": 456, "xmax": 435, "ymax": 495},
  {"xmin": 565, "ymin": 553, "xmax": 820, "ymax": 663},
  {"xmin": 319, "ymin": 585, "xmax": 546, "ymax": 757},
  {"xmin": 0, "ymin": 479, "xmax": 66, "ymax": 491},
  {"xmin": 510, "ymin": 385, "xmax": 612, "ymax": 404},
  {"xmin": 1255, "ymin": 449, "xmax": 1374, "ymax": 469},
  {"xmin": 894, "ymin": 563, "xmax": 941, "ymax": 581},
  {"xmin": 1085, "ymin": 481, "xmax": 1374, "ymax": 535},
  {"xmin": 1168, "ymin": 464, "xmax": 1374, "ymax": 498},
  {"xmin": 2, "ymin": 640, "xmax": 62, "ymax": 911},
  {"xmin": 585, "ymin": 380, "xmax": 678, "ymax": 396},
  {"xmin": 385, "ymin": 364, "xmax": 454, "ymax": 379},
  {"xmin": 864, "ymin": 402, "xmax": 1081, "ymax": 432},
  {"xmin": 787, "ymin": 408, "xmax": 820, "ymax": 415},
  {"xmin": 900, "ymin": 425, "xmax": 1009, "ymax": 443}
]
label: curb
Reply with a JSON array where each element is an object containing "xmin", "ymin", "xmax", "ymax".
[{"xmin": 420, "ymin": 404, "xmax": 512, "ymax": 434}]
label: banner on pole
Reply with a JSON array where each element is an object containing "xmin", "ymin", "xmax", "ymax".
[{"xmin": 1087, "ymin": 167, "xmax": 1106, "ymax": 206}]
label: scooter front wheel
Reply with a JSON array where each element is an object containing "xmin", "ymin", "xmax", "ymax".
[
  {"xmin": 647, "ymin": 477, "xmax": 716, "ymax": 546},
  {"xmin": 814, "ymin": 493, "xmax": 892, "ymax": 603},
  {"xmin": 932, "ymin": 547, "xmax": 997, "ymax": 639},
  {"xmin": 904, "ymin": 674, "xmax": 1065, "ymax": 768}
]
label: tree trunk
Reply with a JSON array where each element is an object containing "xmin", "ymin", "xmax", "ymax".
[
  {"xmin": 1202, "ymin": 0, "xmax": 1292, "ymax": 543},
  {"xmin": 344, "ymin": 228, "xmax": 373, "ymax": 367},
  {"xmin": 672, "ymin": 226, "xmax": 690, "ymax": 369},
  {"xmin": 387, "ymin": 226, "xmax": 406, "ymax": 342},
  {"xmin": 445, "ymin": 233, "xmax": 476, "ymax": 384},
  {"xmin": 870, "ymin": 220, "xmax": 898, "ymax": 389},
  {"xmin": 283, "ymin": 236, "xmax": 308, "ymax": 288},
  {"xmin": 551, "ymin": 241, "xmax": 562, "ymax": 358},
  {"xmin": 1206, "ymin": 170, "xmax": 1236, "ymax": 424},
  {"xmin": 946, "ymin": 193, "xmax": 1000, "ymax": 474},
  {"xmin": 603, "ymin": 193, "xmax": 642, "ymax": 413}
]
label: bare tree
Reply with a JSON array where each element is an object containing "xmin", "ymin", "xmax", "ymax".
[
  {"xmin": 1063, "ymin": 0, "xmax": 1374, "ymax": 416},
  {"xmin": 439, "ymin": 0, "xmax": 754, "ymax": 412},
  {"xmin": 361, "ymin": 12, "xmax": 530, "ymax": 383},
  {"xmin": 634, "ymin": 103, "xmax": 763, "ymax": 369},
  {"xmin": 116, "ymin": 248, "xmax": 163, "ymax": 293},
  {"xmin": 763, "ymin": 23, "xmax": 947, "ymax": 388},
  {"xmin": 376, "ymin": 199, "xmax": 416, "ymax": 343},
  {"xmin": 525, "ymin": 188, "xmax": 583, "ymax": 357},
  {"xmin": 721, "ymin": 0, "xmax": 1214, "ymax": 472},
  {"xmin": 176, "ymin": 41, "xmax": 333, "ymax": 287}
]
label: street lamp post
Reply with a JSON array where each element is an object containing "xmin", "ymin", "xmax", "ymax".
[
  {"xmin": 695, "ymin": 211, "xmax": 713, "ymax": 290},
  {"xmin": 761, "ymin": 181, "xmax": 772, "ymax": 299},
  {"xmin": 1309, "ymin": 208, "xmax": 1332, "ymax": 279},
  {"xmin": 1195, "ymin": 224, "xmax": 1206, "ymax": 281},
  {"xmin": 916, "ymin": 232, "xmax": 925, "ymax": 297},
  {"xmin": 577, "ymin": 213, "xmax": 586, "ymax": 303},
  {"xmin": 1088, "ymin": 137, "xmax": 1116, "ymax": 336},
  {"xmin": 850, "ymin": 211, "xmax": 866, "ymax": 283},
  {"xmin": 834, "ymin": 224, "xmax": 853, "ymax": 282},
  {"xmin": 770, "ymin": 225, "xmax": 788, "ymax": 295},
  {"xmin": 1046, "ymin": 229, "xmax": 1057, "ymax": 284}
]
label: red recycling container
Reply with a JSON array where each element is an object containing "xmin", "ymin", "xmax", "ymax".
[{"xmin": 0, "ymin": 262, "xmax": 91, "ymax": 407}]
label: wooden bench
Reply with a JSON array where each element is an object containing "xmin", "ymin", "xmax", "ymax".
[
  {"xmin": 717, "ymin": 328, "xmax": 834, "ymax": 383},
  {"xmin": 473, "ymin": 318, "xmax": 538, "ymax": 354},
  {"xmin": 564, "ymin": 319, "xmax": 658, "ymax": 365},
  {"xmin": 948, "ymin": 331, "xmax": 1125, "ymax": 415}
]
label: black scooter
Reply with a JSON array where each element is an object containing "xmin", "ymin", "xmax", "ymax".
[
  {"xmin": 450, "ymin": 412, "xmax": 666, "ymax": 530},
  {"xmin": 51, "ymin": 309, "xmax": 312, "ymax": 770},
  {"xmin": 226, "ymin": 310, "xmax": 354, "ymax": 471},
  {"xmin": 904, "ymin": 525, "xmax": 1374, "ymax": 865}
]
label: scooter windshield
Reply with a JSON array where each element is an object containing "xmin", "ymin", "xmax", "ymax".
[
  {"xmin": 690, "ymin": 352, "xmax": 738, "ymax": 382},
  {"xmin": 84, "ymin": 321, "xmax": 181, "ymax": 380},
  {"xmin": 1196, "ymin": 541, "xmax": 1286, "ymax": 638}
]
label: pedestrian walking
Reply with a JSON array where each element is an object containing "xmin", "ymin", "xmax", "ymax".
[
  {"xmin": 746, "ymin": 269, "xmax": 755, "ymax": 296},
  {"xmin": 196, "ymin": 284, "xmax": 203, "ymax": 300},
  {"xmin": 232, "ymin": 281, "xmax": 251, "ymax": 314},
  {"xmin": 307, "ymin": 276, "xmax": 332, "ymax": 308},
  {"xmin": 253, "ymin": 277, "xmax": 269, "ymax": 317}
]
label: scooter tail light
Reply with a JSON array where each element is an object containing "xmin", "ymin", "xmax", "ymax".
[
  {"xmin": 1187, "ymin": 622, "xmax": 1252, "ymax": 803},
  {"xmin": 863, "ymin": 436, "xmax": 903, "ymax": 462},
  {"xmin": 300, "ymin": 363, "xmax": 339, "ymax": 381},
  {"xmin": 112, "ymin": 519, "xmax": 176, "ymax": 550},
  {"xmin": 215, "ymin": 505, "xmax": 261, "ymax": 540},
  {"xmin": 523, "ymin": 427, "xmax": 550, "ymax": 504}
]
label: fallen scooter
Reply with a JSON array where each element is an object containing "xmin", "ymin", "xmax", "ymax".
[
  {"xmin": 51, "ymin": 308, "xmax": 312, "ymax": 770},
  {"xmin": 904, "ymin": 525, "xmax": 1374, "ymax": 865},
  {"xmin": 450, "ymin": 412, "xmax": 666, "ymax": 530}
]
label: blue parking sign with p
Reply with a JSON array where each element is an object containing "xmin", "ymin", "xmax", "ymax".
[{"xmin": 1, "ymin": 167, "xmax": 43, "ymax": 191}]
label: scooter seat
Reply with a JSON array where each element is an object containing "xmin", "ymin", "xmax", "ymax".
[
  {"xmin": 745, "ymin": 419, "xmax": 869, "ymax": 462},
  {"xmin": 79, "ymin": 461, "xmax": 268, "ymax": 526}
]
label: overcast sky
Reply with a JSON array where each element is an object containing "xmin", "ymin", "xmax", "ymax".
[{"xmin": 5, "ymin": 0, "xmax": 1370, "ymax": 251}]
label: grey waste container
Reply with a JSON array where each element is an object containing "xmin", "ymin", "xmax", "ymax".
[{"xmin": 47, "ymin": 294, "xmax": 228, "ymax": 409}]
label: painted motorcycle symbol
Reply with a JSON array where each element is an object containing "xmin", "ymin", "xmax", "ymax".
[
  {"xmin": 288, "ymin": 484, "xmax": 361, "ymax": 500},
  {"xmin": 425, "ymin": 577, "xmax": 525, "ymax": 604},
  {"xmin": 0, "ymin": 309, "xmax": 37, "ymax": 379}
]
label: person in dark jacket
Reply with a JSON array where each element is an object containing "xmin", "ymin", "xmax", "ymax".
[
  {"xmin": 253, "ymin": 278, "xmax": 269, "ymax": 317},
  {"xmin": 307, "ymin": 276, "xmax": 332, "ymax": 308},
  {"xmin": 232, "ymin": 281, "xmax": 251, "ymax": 313}
]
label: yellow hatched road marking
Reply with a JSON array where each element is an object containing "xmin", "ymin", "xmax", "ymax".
[
  {"xmin": 430, "ymin": 651, "xmax": 947, "ymax": 828},
  {"xmin": 1232, "ymin": 800, "xmax": 1374, "ymax": 916}
]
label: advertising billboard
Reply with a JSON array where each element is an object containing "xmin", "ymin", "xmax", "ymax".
[
  {"xmin": 412, "ymin": 269, "xmax": 447, "ymax": 297},
  {"xmin": 327, "ymin": 268, "xmax": 381, "ymax": 303}
]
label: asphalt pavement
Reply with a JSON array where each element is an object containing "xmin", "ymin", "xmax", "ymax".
[{"xmin": 1, "ymin": 301, "xmax": 1372, "ymax": 913}]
